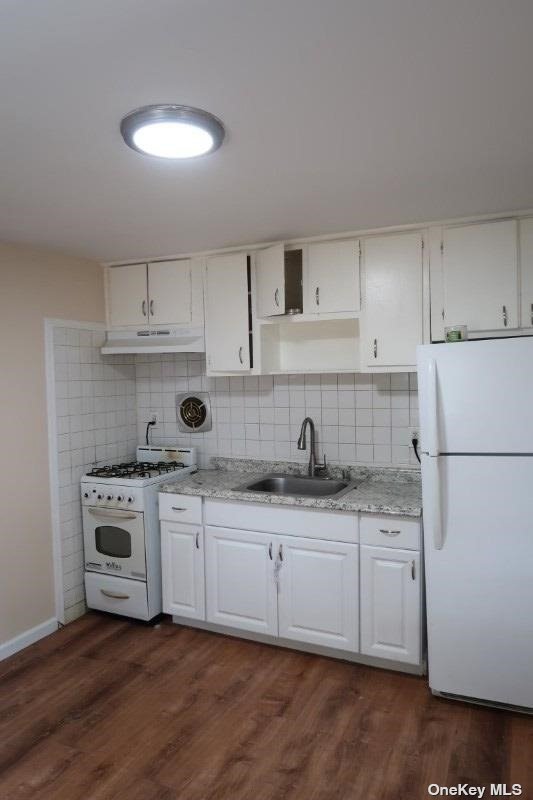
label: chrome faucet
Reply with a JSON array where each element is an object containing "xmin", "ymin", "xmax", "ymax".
[{"xmin": 297, "ymin": 417, "xmax": 327, "ymax": 477}]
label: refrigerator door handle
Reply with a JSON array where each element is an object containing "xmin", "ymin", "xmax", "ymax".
[
  {"xmin": 427, "ymin": 456, "xmax": 444, "ymax": 550},
  {"xmin": 427, "ymin": 358, "xmax": 440, "ymax": 457}
]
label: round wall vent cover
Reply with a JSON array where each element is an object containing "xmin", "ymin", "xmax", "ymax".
[{"xmin": 176, "ymin": 392, "xmax": 212, "ymax": 432}]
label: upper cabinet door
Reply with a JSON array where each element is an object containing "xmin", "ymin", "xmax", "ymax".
[
  {"xmin": 205, "ymin": 252, "xmax": 250, "ymax": 372},
  {"xmin": 256, "ymin": 243, "xmax": 285, "ymax": 317},
  {"xmin": 363, "ymin": 232, "xmax": 423, "ymax": 367},
  {"xmin": 277, "ymin": 535, "xmax": 359, "ymax": 652},
  {"xmin": 148, "ymin": 260, "xmax": 192, "ymax": 326},
  {"xmin": 108, "ymin": 264, "xmax": 148, "ymax": 327},
  {"xmin": 442, "ymin": 220, "xmax": 518, "ymax": 331},
  {"xmin": 307, "ymin": 239, "xmax": 361, "ymax": 313},
  {"xmin": 519, "ymin": 218, "xmax": 533, "ymax": 329}
]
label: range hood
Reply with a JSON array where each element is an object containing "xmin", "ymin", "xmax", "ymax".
[{"xmin": 101, "ymin": 326, "xmax": 205, "ymax": 355}]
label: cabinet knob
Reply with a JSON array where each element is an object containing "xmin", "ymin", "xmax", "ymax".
[
  {"xmin": 238, "ymin": 346, "xmax": 244, "ymax": 365},
  {"xmin": 142, "ymin": 300, "xmax": 147, "ymax": 316},
  {"xmin": 502, "ymin": 305, "xmax": 508, "ymax": 327},
  {"xmin": 274, "ymin": 288, "xmax": 280, "ymax": 308},
  {"xmin": 411, "ymin": 560, "xmax": 416, "ymax": 580},
  {"xmin": 269, "ymin": 542, "xmax": 273, "ymax": 560},
  {"xmin": 196, "ymin": 532, "xmax": 200, "ymax": 549},
  {"xmin": 150, "ymin": 299, "xmax": 154, "ymax": 316}
]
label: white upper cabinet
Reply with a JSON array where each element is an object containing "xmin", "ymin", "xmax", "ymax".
[
  {"xmin": 362, "ymin": 232, "xmax": 423, "ymax": 368},
  {"xmin": 277, "ymin": 536, "xmax": 359, "ymax": 652},
  {"xmin": 148, "ymin": 260, "xmax": 191, "ymax": 326},
  {"xmin": 442, "ymin": 219, "xmax": 518, "ymax": 332},
  {"xmin": 306, "ymin": 239, "xmax": 361, "ymax": 314},
  {"xmin": 108, "ymin": 263, "xmax": 148, "ymax": 327},
  {"xmin": 256, "ymin": 243, "xmax": 285, "ymax": 317},
  {"xmin": 520, "ymin": 218, "xmax": 533, "ymax": 328},
  {"xmin": 205, "ymin": 252, "xmax": 251, "ymax": 372}
]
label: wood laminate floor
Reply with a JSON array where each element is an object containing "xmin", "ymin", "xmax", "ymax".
[{"xmin": 0, "ymin": 613, "xmax": 532, "ymax": 800}]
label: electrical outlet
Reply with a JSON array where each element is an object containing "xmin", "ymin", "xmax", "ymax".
[
  {"xmin": 148, "ymin": 411, "xmax": 158, "ymax": 424},
  {"xmin": 409, "ymin": 427, "xmax": 419, "ymax": 443}
]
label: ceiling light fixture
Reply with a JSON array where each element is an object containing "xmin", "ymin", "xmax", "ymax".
[{"xmin": 120, "ymin": 104, "xmax": 225, "ymax": 159}]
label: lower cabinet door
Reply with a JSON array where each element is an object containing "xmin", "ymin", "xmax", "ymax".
[
  {"xmin": 161, "ymin": 522, "xmax": 205, "ymax": 620},
  {"xmin": 205, "ymin": 526, "xmax": 278, "ymax": 635},
  {"xmin": 277, "ymin": 536, "xmax": 359, "ymax": 652},
  {"xmin": 360, "ymin": 545, "xmax": 421, "ymax": 665}
]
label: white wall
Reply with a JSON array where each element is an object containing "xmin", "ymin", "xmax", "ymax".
[{"xmin": 134, "ymin": 353, "xmax": 419, "ymax": 469}]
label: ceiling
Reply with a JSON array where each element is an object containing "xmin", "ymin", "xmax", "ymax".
[{"xmin": 1, "ymin": 0, "xmax": 533, "ymax": 263}]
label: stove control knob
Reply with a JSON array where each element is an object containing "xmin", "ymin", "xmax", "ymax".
[
  {"xmin": 83, "ymin": 492, "xmax": 90, "ymax": 499},
  {"xmin": 106, "ymin": 494, "xmax": 114, "ymax": 502},
  {"xmin": 97, "ymin": 493, "xmax": 104, "ymax": 501},
  {"xmin": 127, "ymin": 496, "xmax": 134, "ymax": 504},
  {"xmin": 117, "ymin": 495, "xmax": 124, "ymax": 503}
]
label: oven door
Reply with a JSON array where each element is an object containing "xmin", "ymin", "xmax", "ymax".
[{"xmin": 82, "ymin": 507, "xmax": 147, "ymax": 580}]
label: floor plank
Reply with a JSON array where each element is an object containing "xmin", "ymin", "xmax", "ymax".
[{"xmin": 0, "ymin": 613, "xmax": 531, "ymax": 800}]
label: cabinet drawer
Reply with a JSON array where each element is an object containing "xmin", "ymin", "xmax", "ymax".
[
  {"xmin": 360, "ymin": 513, "xmax": 421, "ymax": 550},
  {"xmin": 159, "ymin": 493, "xmax": 202, "ymax": 524},
  {"xmin": 85, "ymin": 572, "xmax": 149, "ymax": 620}
]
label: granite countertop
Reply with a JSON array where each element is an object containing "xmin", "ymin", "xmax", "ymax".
[{"xmin": 161, "ymin": 457, "xmax": 422, "ymax": 518}]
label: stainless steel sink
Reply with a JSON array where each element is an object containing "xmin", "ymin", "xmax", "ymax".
[{"xmin": 236, "ymin": 473, "xmax": 356, "ymax": 498}]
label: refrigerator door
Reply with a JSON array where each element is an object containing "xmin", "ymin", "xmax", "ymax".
[
  {"xmin": 418, "ymin": 338, "xmax": 533, "ymax": 454},
  {"xmin": 422, "ymin": 453, "xmax": 533, "ymax": 709}
]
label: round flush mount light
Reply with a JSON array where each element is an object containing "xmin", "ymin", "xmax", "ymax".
[{"xmin": 120, "ymin": 104, "xmax": 225, "ymax": 159}]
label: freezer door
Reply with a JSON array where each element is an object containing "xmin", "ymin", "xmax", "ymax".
[
  {"xmin": 422, "ymin": 454, "xmax": 533, "ymax": 708},
  {"xmin": 418, "ymin": 338, "xmax": 533, "ymax": 454}
]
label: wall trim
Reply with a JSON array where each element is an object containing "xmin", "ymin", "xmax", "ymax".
[
  {"xmin": 44, "ymin": 318, "xmax": 104, "ymax": 626},
  {"xmin": 0, "ymin": 618, "xmax": 58, "ymax": 662}
]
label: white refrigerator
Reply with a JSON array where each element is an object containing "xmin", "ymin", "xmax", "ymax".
[{"xmin": 418, "ymin": 337, "xmax": 533, "ymax": 711}]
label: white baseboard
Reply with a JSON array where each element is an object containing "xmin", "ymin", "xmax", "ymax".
[{"xmin": 0, "ymin": 618, "xmax": 58, "ymax": 662}]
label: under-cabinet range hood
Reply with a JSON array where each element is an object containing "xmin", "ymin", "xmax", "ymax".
[{"xmin": 101, "ymin": 326, "xmax": 205, "ymax": 354}]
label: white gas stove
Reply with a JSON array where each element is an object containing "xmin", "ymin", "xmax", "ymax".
[{"xmin": 81, "ymin": 446, "xmax": 196, "ymax": 621}]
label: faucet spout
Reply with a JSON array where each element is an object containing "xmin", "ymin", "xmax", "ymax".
[{"xmin": 297, "ymin": 417, "xmax": 326, "ymax": 477}]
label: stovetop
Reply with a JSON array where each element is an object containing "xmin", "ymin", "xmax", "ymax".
[{"xmin": 86, "ymin": 461, "xmax": 186, "ymax": 480}]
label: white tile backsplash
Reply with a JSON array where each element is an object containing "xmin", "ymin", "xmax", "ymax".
[
  {"xmin": 52, "ymin": 325, "xmax": 137, "ymax": 624},
  {"xmin": 134, "ymin": 353, "xmax": 419, "ymax": 469}
]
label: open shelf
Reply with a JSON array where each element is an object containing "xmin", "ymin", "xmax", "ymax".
[{"xmin": 260, "ymin": 318, "xmax": 360, "ymax": 373}]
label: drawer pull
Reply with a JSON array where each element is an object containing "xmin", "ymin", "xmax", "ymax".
[
  {"xmin": 196, "ymin": 532, "xmax": 200, "ymax": 549},
  {"xmin": 100, "ymin": 589, "xmax": 130, "ymax": 600},
  {"xmin": 171, "ymin": 506, "xmax": 188, "ymax": 512},
  {"xmin": 379, "ymin": 528, "xmax": 401, "ymax": 536}
]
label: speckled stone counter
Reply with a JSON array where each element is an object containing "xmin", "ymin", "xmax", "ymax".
[{"xmin": 161, "ymin": 457, "xmax": 422, "ymax": 518}]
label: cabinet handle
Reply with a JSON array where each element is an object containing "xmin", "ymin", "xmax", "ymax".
[
  {"xmin": 238, "ymin": 346, "xmax": 244, "ymax": 364},
  {"xmin": 373, "ymin": 338, "xmax": 378, "ymax": 359},
  {"xmin": 379, "ymin": 528, "xmax": 401, "ymax": 537},
  {"xmin": 531, "ymin": 304, "xmax": 533, "ymax": 326},
  {"xmin": 269, "ymin": 542, "xmax": 273, "ymax": 560},
  {"xmin": 278, "ymin": 543, "xmax": 283, "ymax": 561},
  {"xmin": 142, "ymin": 300, "xmax": 147, "ymax": 316},
  {"xmin": 502, "ymin": 305, "xmax": 508, "ymax": 327},
  {"xmin": 411, "ymin": 560, "xmax": 416, "ymax": 581},
  {"xmin": 171, "ymin": 506, "xmax": 187, "ymax": 512},
  {"xmin": 196, "ymin": 532, "xmax": 200, "ymax": 549},
  {"xmin": 150, "ymin": 299, "xmax": 154, "ymax": 316},
  {"xmin": 274, "ymin": 288, "xmax": 280, "ymax": 307},
  {"xmin": 100, "ymin": 589, "xmax": 130, "ymax": 600},
  {"xmin": 315, "ymin": 286, "xmax": 320, "ymax": 306}
]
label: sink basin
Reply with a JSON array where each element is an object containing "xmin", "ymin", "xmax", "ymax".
[{"xmin": 236, "ymin": 473, "xmax": 356, "ymax": 498}]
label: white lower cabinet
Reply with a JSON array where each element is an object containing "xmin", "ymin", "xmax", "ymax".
[
  {"xmin": 277, "ymin": 536, "xmax": 359, "ymax": 652},
  {"xmin": 360, "ymin": 545, "xmax": 421, "ymax": 665},
  {"xmin": 205, "ymin": 526, "xmax": 278, "ymax": 635},
  {"xmin": 160, "ymin": 522, "xmax": 205, "ymax": 620}
]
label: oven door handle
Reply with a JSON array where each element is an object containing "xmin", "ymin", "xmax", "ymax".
[{"xmin": 88, "ymin": 509, "xmax": 139, "ymax": 521}]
